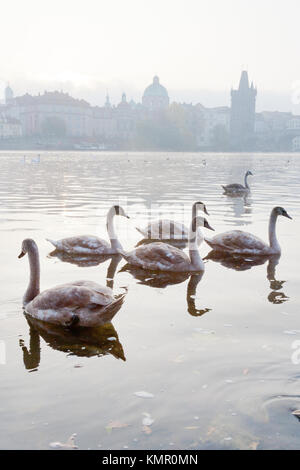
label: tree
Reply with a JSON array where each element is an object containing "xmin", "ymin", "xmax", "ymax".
[{"xmin": 135, "ymin": 105, "xmax": 196, "ymax": 151}]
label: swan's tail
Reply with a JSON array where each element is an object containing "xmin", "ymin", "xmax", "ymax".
[
  {"xmin": 46, "ymin": 238, "xmax": 58, "ymax": 248},
  {"xmin": 98, "ymin": 289, "xmax": 127, "ymax": 324}
]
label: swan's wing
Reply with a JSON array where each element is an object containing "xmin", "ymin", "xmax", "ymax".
[
  {"xmin": 28, "ymin": 282, "xmax": 114, "ymax": 312},
  {"xmin": 223, "ymin": 184, "xmax": 245, "ymax": 192},
  {"xmin": 139, "ymin": 219, "xmax": 188, "ymax": 239},
  {"xmin": 49, "ymin": 236, "xmax": 110, "ymax": 253},
  {"xmin": 206, "ymin": 230, "xmax": 267, "ymax": 253},
  {"xmin": 125, "ymin": 242, "xmax": 189, "ymax": 269}
]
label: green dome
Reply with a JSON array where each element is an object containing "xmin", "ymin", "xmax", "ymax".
[{"xmin": 143, "ymin": 76, "xmax": 168, "ymax": 98}]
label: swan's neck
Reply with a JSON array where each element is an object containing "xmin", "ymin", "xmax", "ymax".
[
  {"xmin": 106, "ymin": 209, "xmax": 123, "ymax": 251},
  {"xmin": 268, "ymin": 210, "xmax": 281, "ymax": 253},
  {"xmin": 244, "ymin": 173, "xmax": 250, "ymax": 189},
  {"xmin": 24, "ymin": 246, "xmax": 40, "ymax": 305},
  {"xmin": 188, "ymin": 222, "xmax": 205, "ymax": 271}
]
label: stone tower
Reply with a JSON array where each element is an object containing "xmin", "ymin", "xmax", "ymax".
[
  {"xmin": 230, "ymin": 71, "xmax": 257, "ymax": 150},
  {"xmin": 5, "ymin": 84, "xmax": 14, "ymax": 105}
]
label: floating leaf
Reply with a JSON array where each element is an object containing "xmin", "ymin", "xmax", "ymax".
[
  {"xmin": 134, "ymin": 391, "xmax": 154, "ymax": 399},
  {"xmin": 243, "ymin": 369, "xmax": 250, "ymax": 376},
  {"xmin": 142, "ymin": 413, "xmax": 154, "ymax": 426},
  {"xmin": 207, "ymin": 426, "xmax": 216, "ymax": 436},
  {"xmin": 106, "ymin": 421, "xmax": 130, "ymax": 431},
  {"xmin": 249, "ymin": 441, "xmax": 259, "ymax": 450},
  {"xmin": 142, "ymin": 425, "xmax": 152, "ymax": 435},
  {"xmin": 49, "ymin": 433, "xmax": 78, "ymax": 449}
]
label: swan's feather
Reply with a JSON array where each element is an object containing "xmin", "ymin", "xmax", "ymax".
[
  {"xmin": 47, "ymin": 235, "xmax": 112, "ymax": 255},
  {"xmin": 123, "ymin": 242, "xmax": 191, "ymax": 271},
  {"xmin": 25, "ymin": 281, "xmax": 125, "ymax": 327},
  {"xmin": 205, "ymin": 230, "xmax": 269, "ymax": 255},
  {"xmin": 223, "ymin": 184, "xmax": 247, "ymax": 193},
  {"xmin": 137, "ymin": 219, "xmax": 188, "ymax": 240}
]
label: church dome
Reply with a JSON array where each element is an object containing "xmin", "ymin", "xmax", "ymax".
[
  {"xmin": 142, "ymin": 76, "xmax": 169, "ymax": 110},
  {"xmin": 143, "ymin": 76, "xmax": 168, "ymax": 98}
]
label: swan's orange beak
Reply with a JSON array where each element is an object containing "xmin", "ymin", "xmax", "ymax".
[{"xmin": 18, "ymin": 251, "xmax": 25, "ymax": 259}]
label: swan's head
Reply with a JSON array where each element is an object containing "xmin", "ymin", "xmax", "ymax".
[
  {"xmin": 274, "ymin": 207, "xmax": 292, "ymax": 220},
  {"xmin": 246, "ymin": 170, "xmax": 253, "ymax": 177},
  {"xmin": 193, "ymin": 201, "xmax": 209, "ymax": 216},
  {"xmin": 18, "ymin": 238, "xmax": 38, "ymax": 258},
  {"xmin": 112, "ymin": 205, "xmax": 130, "ymax": 219},
  {"xmin": 192, "ymin": 217, "xmax": 215, "ymax": 233}
]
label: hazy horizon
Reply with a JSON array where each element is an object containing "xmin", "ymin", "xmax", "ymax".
[{"xmin": 1, "ymin": 0, "xmax": 299, "ymax": 113}]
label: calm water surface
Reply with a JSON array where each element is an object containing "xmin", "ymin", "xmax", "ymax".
[{"xmin": 0, "ymin": 151, "xmax": 300, "ymax": 450}]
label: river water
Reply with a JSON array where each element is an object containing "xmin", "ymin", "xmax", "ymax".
[{"xmin": 0, "ymin": 151, "xmax": 300, "ymax": 450}]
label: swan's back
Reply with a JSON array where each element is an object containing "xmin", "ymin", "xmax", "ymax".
[
  {"xmin": 137, "ymin": 219, "xmax": 188, "ymax": 240},
  {"xmin": 222, "ymin": 184, "xmax": 247, "ymax": 193},
  {"xmin": 47, "ymin": 235, "xmax": 110, "ymax": 254},
  {"xmin": 124, "ymin": 242, "xmax": 190, "ymax": 271},
  {"xmin": 205, "ymin": 230, "xmax": 269, "ymax": 254},
  {"xmin": 25, "ymin": 281, "xmax": 124, "ymax": 327}
]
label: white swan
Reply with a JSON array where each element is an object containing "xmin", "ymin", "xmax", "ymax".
[
  {"xmin": 205, "ymin": 207, "xmax": 292, "ymax": 256},
  {"xmin": 222, "ymin": 170, "xmax": 253, "ymax": 195},
  {"xmin": 47, "ymin": 205, "xmax": 129, "ymax": 255},
  {"xmin": 122, "ymin": 216, "xmax": 214, "ymax": 272},
  {"xmin": 19, "ymin": 239, "xmax": 127, "ymax": 327},
  {"xmin": 136, "ymin": 202, "xmax": 209, "ymax": 243}
]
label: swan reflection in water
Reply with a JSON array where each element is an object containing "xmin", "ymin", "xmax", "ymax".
[
  {"xmin": 205, "ymin": 252, "xmax": 288, "ymax": 304},
  {"xmin": 224, "ymin": 194, "xmax": 253, "ymax": 227},
  {"xmin": 48, "ymin": 250, "xmax": 115, "ymax": 268},
  {"xmin": 120, "ymin": 264, "xmax": 211, "ymax": 317},
  {"xmin": 19, "ymin": 314, "xmax": 126, "ymax": 371}
]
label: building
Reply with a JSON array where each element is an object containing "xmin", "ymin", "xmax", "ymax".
[
  {"xmin": 0, "ymin": 113, "xmax": 22, "ymax": 139},
  {"xmin": 7, "ymin": 90, "xmax": 93, "ymax": 137},
  {"xmin": 3, "ymin": 72, "xmax": 300, "ymax": 151},
  {"xmin": 292, "ymin": 136, "xmax": 300, "ymax": 151},
  {"xmin": 230, "ymin": 71, "xmax": 257, "ymax": 150},
  {"xmin": 198, "ymin": 106, "xmax": 230, "ymax": 148},
  {"xmin": 5, "ymin": 85, "xmax": 14, "ymax": 105},
  {"xmin": 142, "ymin": 76, "xmax": 169, "ymax": 111}
]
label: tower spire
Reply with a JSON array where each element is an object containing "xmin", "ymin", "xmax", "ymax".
[
  {"xmin": 239, "ymin": 71, "xmax": 249, "ymax": 90},
  {"xmin": 105, "ymin": 90, "xmax": 111, "ymax": 108}
]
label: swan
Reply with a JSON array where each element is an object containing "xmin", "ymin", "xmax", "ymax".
[
  {"xmin": 19, "ymin": 238, "xmax": 127, "ymax": 327},
  {"xmin": 122, "ymin": 216, "xmax": 214, "ymax": 272},
  {"xmin": 136, "ymin": 201, "xmax": 209, "ymax": 243},
  {"xmin": 222, "ymin": 170, "xmax": 253, "ymax": 195},
  {"xmin": 205, "ymin": 207, "xmax": 292, "ymax": 256},
  {"xmin": 47, "ymin": 205, "xmax": 129, "ymax": 255}
]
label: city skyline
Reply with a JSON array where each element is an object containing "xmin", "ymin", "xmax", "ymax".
[
  {"xmin": 0, "ymin": 75, "xmax": 297, "ymax": 114},
  {"xmin": 0, "ymin": 0, "xmax": 299, "ymax": 112}
]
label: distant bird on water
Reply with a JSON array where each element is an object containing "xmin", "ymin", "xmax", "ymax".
[{"xmin": 222, "ymin": 170, "xmax": 253, "ymax": 195}]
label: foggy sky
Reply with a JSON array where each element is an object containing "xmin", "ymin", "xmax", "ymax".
[{"xmin": 0, "ymin": 0, "xmax": 299, "ymax": 112}]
